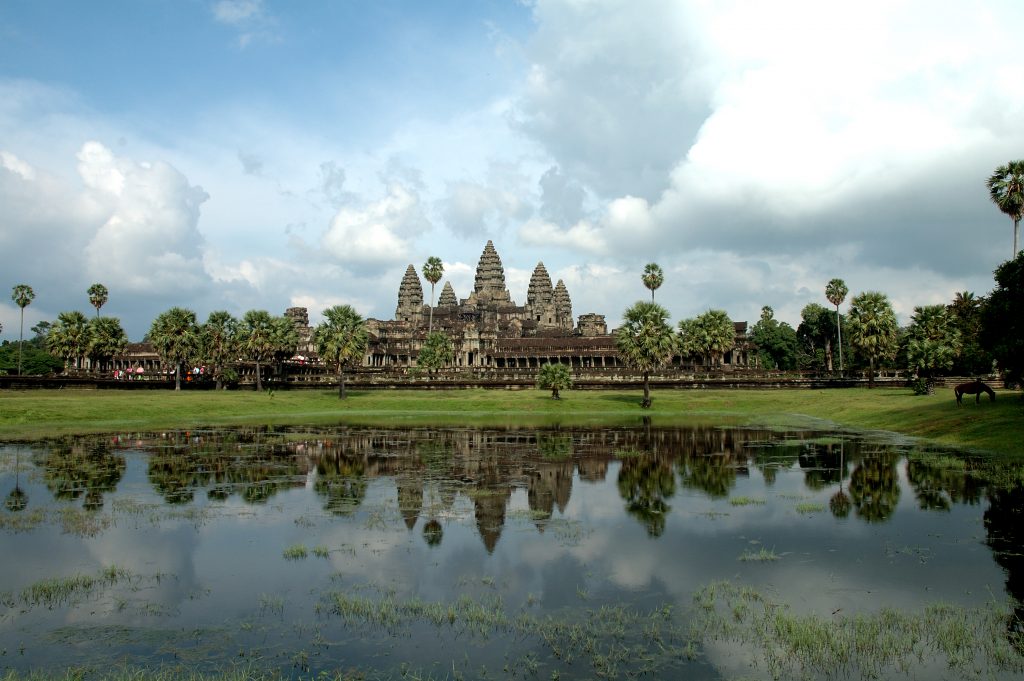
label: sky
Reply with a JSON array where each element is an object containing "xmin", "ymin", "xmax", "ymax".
[{"xmin": 1, "ymin": 0, "xmax": 1022, "ymax": 341}]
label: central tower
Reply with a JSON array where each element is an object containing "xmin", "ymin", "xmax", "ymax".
[{"xmin": 471, "ymin": 240, "xmax": 512, "ymax": 304}]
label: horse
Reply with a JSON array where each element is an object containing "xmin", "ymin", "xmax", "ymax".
[{"xmin": 954, "ymin": 380, "xmax": 995, "ymax": 405}]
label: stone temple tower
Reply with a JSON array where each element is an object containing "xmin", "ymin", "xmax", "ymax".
[
  {"xmin": 395, "ymin": 264, "xmax": 424, "ymax": 325},
  {"xmin": 553, "ymin": 280, "xmax": 573, "ymax": 329},
  {"xmin": 526, "ymin": 262, "xmax": 553, "ymax": 309},
  {"xmin": 437, "ymin": 281, "xmax": 458, "ymax": 308},
  {"xmin": 471, "ymin": 240, "xmax": 512, "ymax": 304}
]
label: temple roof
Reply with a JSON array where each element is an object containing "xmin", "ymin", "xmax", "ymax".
[
  {"xmin": 526, "ymin": 262, "xmax": 553, "ymax": 308},
  {"xmin": 438, "ymin": 281, "xmax": 458, "ymax": 307}
]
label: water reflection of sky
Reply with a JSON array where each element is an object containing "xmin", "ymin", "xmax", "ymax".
[{"xmin": 0, "ymin": 428, "xmax": 1020, "ymax": 679}]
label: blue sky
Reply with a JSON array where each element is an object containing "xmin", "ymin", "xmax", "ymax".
[{"xmin": 2, "ymin": 0, "xmax": 1023, "ymax": 340}]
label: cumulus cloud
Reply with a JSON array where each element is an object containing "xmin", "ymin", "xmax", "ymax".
[
  {"xmin": 79, "ymin": 141, "xmax": 211, "ymax": 294},
  {"xmin": 321, "ymin": 183, "xmax": 430, "ymax": 269},
  {"xmin": 516, "ymin": 0, "xmax": 1024, "ymax": 278}
]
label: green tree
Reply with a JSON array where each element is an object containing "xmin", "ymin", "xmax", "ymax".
[
  {"xmin": 313, "ymin": 304, "xmax": 369, "ymax": 399},
  {"xmin": 641, "ymin": 263, "xmax": 664, "ymax": 302},
  {"xmin": 87, "ymin": 283, "xmax": 108, "ymax": 318},
  {"xmin": 677, "ymin": 309, "xmax": 734, "ymax": 366},
  {"xmin": 149, "ymin": 307, "xmax": 200, "ymax": 391},
  {"xmin": 86, "ymin": 316, "xmax": 128, "ymax": 374},
  {"xmin": 417, "ymin": 331, "xmax": 453, "ymax": 374},
  {"xmin": 847, "ymin": 291, "xmax": 899, "ymax": 388},
  {"xmin": 750, "ymin": 306, "xmax": 798, "ymax": 370},
  {"xmin": 270, "ymin": 316, "xmax": 300, "ymax": 376},
  {"xmin": 536, "ymin": 362, "xmax": 572, "ymax": 399},
  {"xmin": 422, "ymin": 256, "xmax": 444, "ymax": 333},
  {"xmin": 239, "ymin": 310, "xmax": 276, "ymax": 392},
  {"xmin": 615, "ymin": 301, "xmax": 674, "ymax": 408},
  {"xmin": 796, "ymin": 303, "xmax": 835, "ymax": 371},
  {"xmin": 825, "ymin": 278, "xmax": 848, "ymax": 371},
  {"xmin": 30, "ymin": 320, "xmax": 51, "ymax": 348},
  {"xmin": 200, "ymin": 311, "xmax": 240, "ymax": 390},
  {"xmin": 981, "ymin": 252, "xmax": 1024, "ymax": 385},
  {"xmin": 11, "ymin": 284, "xmax": 35, "ymax": 376},
  {"xmin": 947, "ymin": 291, "xmax": 992, "ymax": 375},
  {"xmin": 987, "ymin": 160, "xmax": 1024, "ymax": 258},
  {"xmin": 0, "ymin": 341, "xmax": 62, "ymax": 375},
  {"xmin": 906, "ymin": 304, "xmax": 961, "ymax": 382},
  {"xmin": 46, "ymin": 311, "xmax": 90, "ymax": 373}
]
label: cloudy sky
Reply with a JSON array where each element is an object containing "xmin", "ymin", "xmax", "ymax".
[{"xmin": 2, "ymin": 0, "xmax": 1022, "ymax": 340}]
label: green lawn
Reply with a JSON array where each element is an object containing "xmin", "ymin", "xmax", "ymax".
[{"xmin": 0, "ymin": 386, "xmax": 1020, "ymax": 454}]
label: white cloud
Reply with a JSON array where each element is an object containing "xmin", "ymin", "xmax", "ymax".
[
  {"xmin": 321, "ymin": 183, "xmax": 430, "ymax": 268},
  {"xmin": 79, "ymin": 142, "xmax": 210, "ymax": 294},
  {"xmin": 211, "ymin": 0, "xmax": 264, "ymax": 25},
  {"xmin": 0, "ymin": 151, "xmax": 35, "ymax": 180}
]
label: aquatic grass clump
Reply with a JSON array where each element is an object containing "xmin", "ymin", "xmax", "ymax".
[
  {"xmin": 729, "ymin": 496, "xmax": 766, "ymax": 507},
  {"xmin": 282, "ymin": 544, "xmax": 308, "ymax": 560},
  {"xmin": 738, "ymin": 548, "xmax": 780, "ymax": 562},
  {"xmin": 795, "ymin": 502, "xmax": 826, "ymax": 514},
  {"xmin": 0, "ymin": 508, "xmax": 45, "ymax": 532},
  {"xmin": 693, "ymin": 580, "xmax": 1024, "ymax": 679},
  {"xmin": 19, "ymin": 565, "xmax": 132, "ymax": 608},
  {"xmin": 312, "ymin": 545, "xmax": 330, "ymax": 558}
]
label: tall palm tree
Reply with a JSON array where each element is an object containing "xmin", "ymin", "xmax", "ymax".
[
  {"xmin": 847, "ymin": 291, "xmax": 899, "ymax": 388},
  {"xmin": 422, "ymin": 256, "xmax": 444, "ymax": 333},
  {"xmin": 239, "ymin": 310, "xmax": 276, "ymax": 392},
  {"xmin": 200, "ymin": 311, "xmax": 240, "ymax": 390},
  {"xmin": 87, "ymin": 283, "xmax": 108, "ymax": 318},
  {"xmin": 46, "ymin": 311, "xmax": 90, "ymax": 374},
  {"xmin": 314, "ymin": 304, "xmax": 369, "ymax": 399},
  {"xmin": 11, "ymin": 284, "xmax": 35, "ymax": 376},
  {"xmin": 825, "ymin": 278, "xmax": 848, "ymax": 371},
  {"xmin": 641, "ymin": 263, "xmax": 664, "ymax": 302},
  {"xmin": 86, "ymin": 316, "xmax": 128, "ymax": 374},
  {"xmin": 270, "ymin": 315, "xmax": 300, "ymax": 376},
  {"xmin": 988, "ymin": 160, "xmax": 1024, "ymax": 258},
  {"xmin": 148, "ymin": 307, "xmax": 200, "ymax": 391},
  {"xmin": 615, "ymin": 301, "xmax": 674, "ymax": 408}
]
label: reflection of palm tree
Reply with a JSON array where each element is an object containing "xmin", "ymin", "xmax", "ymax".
[
  {"xmin": 38, "ymin": 441, "xmax": 126, "ymax": 509},
  {"xmin": 5, "ymin": 450, "xmax": 28, "ymax": 512},
  {"xmin": 984, "ymin": 486, "xmax": 1024, "ymax": 647},
  {"xmin": 678, "ymin": 454, "xmax": 738, "ymax": 499},
  {"xmin": 423, "ymin": 519, "xmax": 443, "ymax": 547},
  {"xmin": 829, "ymin": 440, "xmax": 851, "ymax": 518},
  {"xmin": 314, "ymin": 454, "xmax": 368, "ymax": 515},
  {"xmin": 848, "ymin": 454, "xmax": 900, "ymax": 523},
  {"xmin": 617, "ymin": 456, "xmax": 675, "ymax": 537},
  {"xmin": 906, "ymin": 457, "xmax": 983, "ymax": 511}
]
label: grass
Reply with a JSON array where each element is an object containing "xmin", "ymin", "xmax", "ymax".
[
  {"xmin": 693, "ymin": 580, "xmax": 1024, "ymax": 679},
  {"xmin": 795, "ymin": 502, "xmax": 826, "ymax": 514},
  {"xmin": 9, "ymin": 566, "xmax": 132, "ymax": 608},
  {"xmin": 282, "ymin": 544, "xmax": 308, "ymax": 560},
  {"xmin": 0, "ymin": 387, "xmax": 1021, "ymax": 454},
  {"xmin": 729, "ymin": 496, "xmax": 767, "ymax": 506},
  {"xmin": 738, "ymin": 547, "xmax": 780, "ymax": 562}
]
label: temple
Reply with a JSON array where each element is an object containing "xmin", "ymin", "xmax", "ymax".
[{"xmin": 336, "ymin": 240, "xmax": 750, "ymax": 371}]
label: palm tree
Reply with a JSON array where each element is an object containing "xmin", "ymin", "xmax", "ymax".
[
  {"xmin": 270, "ymin": 315, "xmax": 300, "ymax": 376},
  {"xmin": 422, "ymin": 256, "xmax": 444, "ymax": 333},
  {"xmin": 847, "ymin": 291, "xmax": 899, "ymax": 388},
  {"xmin": 987, "ymin": 160, "xmax": 1024, "ymax": 258},
  {"xmin": 86, "ymin": 316, "xmax": 128, "ymax": 374},
  {"xmin": 87, "ymin": 283, "xmax": 108, "ymax": 318},
  {"xmin": 200, "ymin": 311, "xmax": 240, "ymax": 390},
  {"xmin": 45, "ymin": 311, "xmax": 90, "ymax": 374},
  {"xmin": 825, "ymin": 278, "xmax": 848, "ymax": 371},
  {"xmin": 906, "ymin": 304, "xmax": 961, "ymax": 384},
  {"xmin": 536, "ymin": 362, "xmax": 572, "ymax": 399},
  {"xmin": 11, "ymin": 284, "xmax": 35, "ymax": 376},
  {"xmin": 148, "ymin": 307, "xmax": 200, "ymax": 391},
  {"xmin": 615, "ymin": 301, "xmax": 674, "ymax": 408},
  {"xmin": 239, "ymin": 310, "xmax": 276, "ymax": 392},
  {"xmin": 417, "ymin": 331, "xmax": 453, "ymax": 374},
  {"xmin": 314, "ymin": 304, "xmax": 369, "ymax": 399},
  {"xmin": 641, "ymin": 263, "xmax": 664, "ymax": 302},
  {"xmin": 678, "ymin": 310, "xmax": 734, "ymax": 366}
]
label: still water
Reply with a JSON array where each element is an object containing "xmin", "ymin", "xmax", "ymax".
[{"xmin": 1, "ymin": 425, "xmax": 1023, "ymax": 680}]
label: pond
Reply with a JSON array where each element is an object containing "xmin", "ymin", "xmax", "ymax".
[{"xmin": 1, "ymin": 424, "xmax": 1023, "ymax": 680}]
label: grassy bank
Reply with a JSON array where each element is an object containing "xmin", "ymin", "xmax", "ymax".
[{"xmin": 0, "ymin": 387, "xmax": 1020, "ymax": 453}]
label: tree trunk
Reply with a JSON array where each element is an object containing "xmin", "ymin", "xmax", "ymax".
[
  {"xmin": 835, "ymin": 307, "xmax": 844, "ymax": 372},
  {"xmin": 17, "ymin": 308, "xmax": 24, "ymax": 376},
  {"xmin": 642, "ymin": 372, "xmax": 651, "ymax": 408},
  {"xmin": 1015, "ymin": 217, "xmax": 1020, "ymax": 258},
  {"xmin": 339, "ymin": 368, "xmax": 347, "ymax": 399},
  {"xmin": 552, "ymin": 387, "xmax": 560, "ymax": 399},
  {"xmin": 174, "ymin": 363, "xmax": 181, "ymax": 391},
  {"xmin": 868, "ymin": 357, "xmax": 875, "ymax": 389},
  {"xmin": 255, "ymin": 361, "xmax": 262, "ymax": 392},
  {"xmin": 428, "ymin": 283, "xmax": 435, "ymax": 334},
  {"xmin": 825, "ymin": 338, "xmax": 833, "ymax": 372}
]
